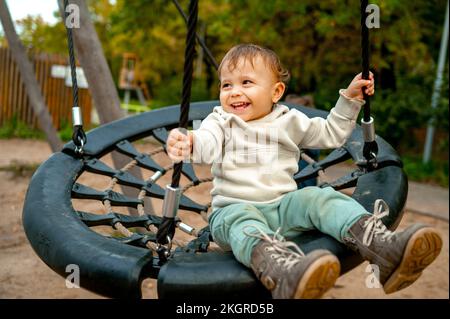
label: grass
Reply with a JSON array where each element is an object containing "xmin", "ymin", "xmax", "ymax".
[
  {"xmin": 402, "ymin": 155, "xmax": 448, "ymax": 188},
  {"xmin": 0, "ymin": 116, "xmax": 45, "ymax": 139},
  {"xmin": 0, "ymin": 117, "xmax": 98, "ymax": 142},
  {"xmin": 121, "ymin": 102, "xmax": 151, "ymax": 113},
  {"xmin": 0, "ymin": 160, "xmax": 39, "ymax": 178},
  {"xmin": 57, "ymin": 121, "xmax": 74, "ymax": 142}
]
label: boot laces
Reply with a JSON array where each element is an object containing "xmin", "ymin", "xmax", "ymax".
[
  {"xmin": 243, "ymin": 225, "xmax": 305, "ymax": 270},
  {"xmin": 362, "ymin": 199, "xmax": 395, "ymax": 246}
]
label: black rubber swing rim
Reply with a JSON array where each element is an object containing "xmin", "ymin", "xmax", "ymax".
[{"xmin": 22, "ymin": 100, "xmax": 407, "ymax": 299}]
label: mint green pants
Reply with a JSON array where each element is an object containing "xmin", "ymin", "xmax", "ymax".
[{"xmin": 208, "ymin": 186, "xmax": 370, "ymax": 267}]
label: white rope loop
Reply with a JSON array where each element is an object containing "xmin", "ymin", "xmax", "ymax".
[
  {"xmin": 243, "ymin": 225, "xmax": 306, "ymax": 271},
  {"xmin": 362, "ymin": 199, "xmax": 394, "ymax": 246}
]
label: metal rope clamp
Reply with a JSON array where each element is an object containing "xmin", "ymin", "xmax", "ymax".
[
  {"xmin": 156, "ymin": 235, "xmax": 172, "ymax": 263},
  {"xmin": 72, "ymin": 106, "xmax": 85, "ymax": 155},
  {"xmin": 361, "ymin": 116, "xmax": 378, "ymax": 169},
  {"xmin": 162, "ymin": 184, "xmax": 182, "ymax": 219},
  {"xmin": 156, "ymin": 184, "xmax": 181, "ymax": 261},
  {"xmin": 74, "ymin": 137, "xmax": 84, "ymax": 155},
  {"xmin": 361, "ymin": 116, "xmax": 375, "ymax": 143}
]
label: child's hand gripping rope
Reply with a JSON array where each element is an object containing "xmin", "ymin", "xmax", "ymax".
[
  {"xmin": 343, "ymin": 71, "xmax": 375, "ymax": 100},
  {"xmin": 167, "ymin": 128, "xmax": 193, "ymax": 163}
]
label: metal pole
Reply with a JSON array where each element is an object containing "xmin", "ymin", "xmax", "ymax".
[{"xmin": 423, "ymin": 0, "xmax": 449, "ymax": 163}]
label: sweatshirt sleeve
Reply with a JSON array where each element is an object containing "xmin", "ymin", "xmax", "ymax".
[
  {"xmin": 290, "ymin": 89, "xmax": 365, "ymax": 149},
  {"xmin": 191, "ymin": 112, "xmax": 225, "ymax": 164}
]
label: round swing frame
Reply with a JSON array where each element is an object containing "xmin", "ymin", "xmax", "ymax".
[{"xmin": 23, "ymin": 100, "xmax": 407, "ymax": 299}]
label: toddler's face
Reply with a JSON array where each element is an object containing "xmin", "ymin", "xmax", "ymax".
[{"xmin": 219, "ymin": 56, "xmax": 285, "ymax": 122}]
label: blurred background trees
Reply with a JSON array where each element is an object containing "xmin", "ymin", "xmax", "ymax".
[{"xmin": 1, "ymin": 0, "xmax": 448, "ymax": 184}]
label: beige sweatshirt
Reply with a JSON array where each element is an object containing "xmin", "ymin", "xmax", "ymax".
[{"xmin": 191, "ymin": 90, "xmax": 364, "ymax": 211}]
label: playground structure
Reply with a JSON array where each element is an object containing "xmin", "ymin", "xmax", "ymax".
[{"xmin": 118, "ymin": 52, "xmax": 151, "ymax": 113}]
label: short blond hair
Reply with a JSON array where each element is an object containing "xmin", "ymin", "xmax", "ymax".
[{"xmin": 218, "ymin": 44, "xmax": 290, "ymax": 85}]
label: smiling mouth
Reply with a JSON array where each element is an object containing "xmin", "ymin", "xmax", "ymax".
[{"xmin": 230, "ymin": 102, "xmax": 250, "ymax": 111}]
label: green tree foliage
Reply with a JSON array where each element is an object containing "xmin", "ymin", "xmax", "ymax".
[
  {"xmin": 15, "ymin": 16, "xmax": 66, "ymax": 53},
  {"xmin": 5, "ymin": 0, "xmax": 449, "ymax": 159}
]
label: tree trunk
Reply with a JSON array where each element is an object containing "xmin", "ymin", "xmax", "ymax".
[
  {"xmin": 58, "ymin": 0, "xmax": 124, "ymax": 123},
  {"xmin": 57, "ymin": 0, "xmax": 155, "ymax": 215},
  {"xmin": 0, "ymin": 0, "xmax": 63, "ymax": 152}
]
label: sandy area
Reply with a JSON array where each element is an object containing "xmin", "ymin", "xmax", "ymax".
[{"xmin": 0, "ymin": 138, "xmax": 448, "ymax": 299}]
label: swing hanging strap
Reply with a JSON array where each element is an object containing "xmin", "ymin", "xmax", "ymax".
[
  {"xmin": 172, "ymin": 0, "xmax": 219, "ymax": 70},
  {"xmin": 171, "ymin": 0, "xmax": 198, "ymax": 189},
  {"xmin": 64, "ymin": 0, "xmax": 86, "ymax": 155},
  {"xmin": 360, "ymin": 0, "xmax": 378, "ymax": 167},
  {"xmin": 156, "ymin": 0, "xmax": 199, "ymax": 250}
]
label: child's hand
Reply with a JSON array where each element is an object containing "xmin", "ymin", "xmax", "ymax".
[
  {"xmin": 343, "ymin": 72, "xmax": 375, "ymax": 100},
  {"xmin": 167, "ymin": 128, "xmax": 193, "ymax": 163}
]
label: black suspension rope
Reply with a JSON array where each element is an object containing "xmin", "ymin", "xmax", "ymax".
[
  {"xmin": 156, "ymin": 0, "xmax": 198, "ymax": 250},
  {"xmin": 172, "ymin": 0, "xmax": 219, "ymax": 70},
  {"xmin": 171, "ymin": 0, "xmax": 198, "ymax": 188},
  {"xmin": 360, "ymin": 0, "xmax": 371, "ymax": 121},
  {"xmin": 64, "ymin": 0, "xmax": 86, "ymax": 154},
  {"xmin": 360, "ymin": 0, "xmax": 378, "ymax": 167},
  {"xmin": 65, "ymin": 5, "xmax": 78, "ymax": 108}
]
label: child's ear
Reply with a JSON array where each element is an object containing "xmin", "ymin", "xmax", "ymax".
[{"xmin": 272, "ymin": 82, "xmax": 286, "ymax": 103}]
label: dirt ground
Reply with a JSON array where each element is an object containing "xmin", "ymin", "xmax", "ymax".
[{"xmin": 0, "ymin": 138, "xmax": 448, "ymax": 299}]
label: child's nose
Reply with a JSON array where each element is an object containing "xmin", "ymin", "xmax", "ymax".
[{"xmin": 231, "ymin": 87, "xmax": 242, "ymax": 97}]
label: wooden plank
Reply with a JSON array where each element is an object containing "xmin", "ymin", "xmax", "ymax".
[
  {"xmin": 53, "ymin": 55, "xmax": 60, "ymax": 129},
  {"xmin": 56, "ymin": 56, "xmax": 63, "ymax": 128},
  {"xmin": 53, "ymin": 54, "xmax": 61, "ymax": 129},
  {"xmin": 16, "ymin": 49, "xmax": 25, "ymax": 125},
  {"xmin": 6, "ymin": 48, "xmax": 13, "ymax": 122},
  {"xmin": 79, "ymin": 90, "xmax": 87, "ymax": 127},
  {"xmin": 16, "ymin": 53, "xmax": 24, "ymax": 123},
  {"xmin": 85, "ymin": 90, "xmax": 92, "ymax": 127},
  {"xmin": 8, "ymin": 48, "xmax": 16, "ymax": 121},
  {"xmin": 0, "ymin": 48, "xmax": 3, "ymax": 124},
  {"xmin": 62, "ymin": 75, "xmax": 70, "ymax": 127},
  {"xmin": 35, "ymin": 52, "xmax": 47, "ymax": 127},
  {"xmin": 23, "ymin": 54, "xmax": 32, "ymax": 126},
  {"xmin": 29, "ymin": 52, "xmax": 38, "ymax": 127},
  {"xmin": 0, "ymin": 47, "xmax": 6, "ymax": 124},
  {"xmin": 79, "ymin": 91, "xmax": 85, "ymax": 126},
  {"xmin": 47, "ymin": 53, "xmax": 55, "ymax": 128},
  {"xmin": 45, "ymin": 54, "xmax": 57, "ymax": 128},
  {"xmin": 2, "ymin": 48, "xmax": 9, "ymax": 122},
  {"xmin": 55, "ymin": 54, "xmax": 65, "ymax": 129},
  {"xmin": 32, "ymin": 52, "xmax": 40, "ymax": 127},
  {"xmin": 11, "ymin": 50, "xmax": 18, "ymax": 121},
  {"xmin": 11, "ymin": 50, "xmax": 20, "ymax": 121},
  {"xmin": 64, "ymin": 75, "xmax": 71, "ymax": 125}
]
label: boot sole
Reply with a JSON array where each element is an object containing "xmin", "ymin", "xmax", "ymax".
[
  {"xmin": 295, "ymin": 254, "xmax": 340, "ymax": 299},
  {"xmin": 383, "ymin": 227, "xmax": 443, "ymax": 294}
]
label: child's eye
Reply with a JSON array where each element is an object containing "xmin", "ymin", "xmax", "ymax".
[
  {"xmin": 221, "ymin": 83, "xmax": 231, "ymax": 89},
  {"xmin": 243, "ymin": 80, "xmax": 252, "ymax": 85}
]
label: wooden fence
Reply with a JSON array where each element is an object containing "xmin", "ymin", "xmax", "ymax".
[{"xmin": 0, "ymin": 46, "xmax": 92, "ymax": 129}]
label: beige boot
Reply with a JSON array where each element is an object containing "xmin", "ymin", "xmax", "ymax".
[
  {"xmin": 344, "ymin": 199, "xmax": 443, "ymax": 294},
  {"xmin": 246, "ymin": 226, "xmax": 340, "ymax": 299}
]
